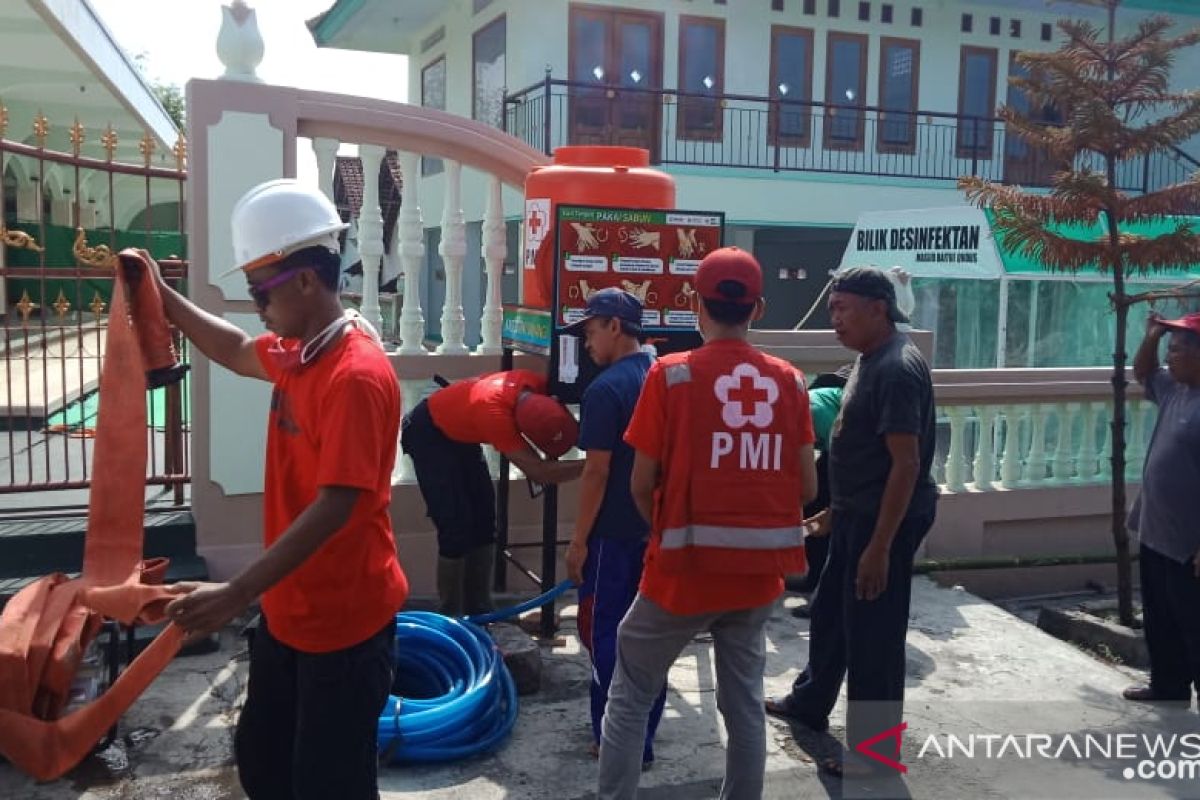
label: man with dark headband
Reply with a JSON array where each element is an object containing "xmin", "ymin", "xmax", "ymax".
[{"xmin": 767, "ymin": 266, "xmax": 937, "ymax": 780}]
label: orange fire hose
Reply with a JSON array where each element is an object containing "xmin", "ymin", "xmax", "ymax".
[{"xmin": 0, "ymin": 250, "xmax": 188, "ymax": 781}]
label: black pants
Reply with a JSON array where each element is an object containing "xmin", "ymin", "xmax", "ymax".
[
  {"xmin": 788, "ymin": 507, "xmax": 934, "ymax": 753},
  {"xmin": 1140, "ymin": 543, "xmax": 1200, "ymax": 701},
  {"xmin": 401, "ymin": 398, "xmax": 496, "ymax": 559},
  {"xmin": 235, "ymin": 618, "xmax": 394, "ymax": 800}
]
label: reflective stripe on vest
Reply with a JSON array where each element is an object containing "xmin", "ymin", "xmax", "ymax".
[{"xmin": 661, "ymin": 524, "xmax": 805, "ymax": 551}]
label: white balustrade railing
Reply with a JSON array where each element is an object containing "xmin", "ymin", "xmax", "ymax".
[
  {"xmin": 934, "ymin": 378, "xmax": 1157, "ymax": 492},
  {"xmin": 310, "ymin": 142, "xmax": 505, "ymax": 354},
  {"xmin": 198, "ymin": 80, "xmax": 1169, "ymax": 496}
]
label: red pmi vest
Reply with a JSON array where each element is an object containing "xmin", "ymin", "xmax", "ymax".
[{"xmin": 655, "ymin": 343, "xmax": 808, "ymax": 575}]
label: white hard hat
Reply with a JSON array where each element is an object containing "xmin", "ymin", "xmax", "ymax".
[{"xmin": 222, "ymin": 179, "xmax": 349, "ymax": 277}]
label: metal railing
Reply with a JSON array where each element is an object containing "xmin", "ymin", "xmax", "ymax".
[
  {"xmin": 505, "ymin": 76, "xmax": 1200, "ymax": 193},
  {"xmin": 0, "ymin": 114, "xmax": 189, "ymax": 503}
]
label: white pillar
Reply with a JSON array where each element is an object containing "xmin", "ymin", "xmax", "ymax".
[
  {"xmin": 999, "ymin": 405, "xmax": 1022, "ymax": 489},
  {"xmin": 944, "ymin": 406, "xmax": 969, "ymax": 492},
  {"xmin": 1023, "ymin": 405, "xmax": 1049, "ymax": 484},
  {"xmin": 1098, "ymin": 403, "xmax": 1113, "ymax": 480},
  {"xmin": 1051, "ymin": 403, "xmax": 1077, "ymax": 483},
  {"xmin": 396, "ymin": 151, "xmax": 428, "ymax": 355},
  {"xmin": 476, "ymin": 175, "xmax": 506, "ymax": 355},
  {"xmin": 312, "ymin": 137, "xmax": 339, "ymax": 202},
  {"xmin": 1126, "ymin": 399, "xmax": 1148, "ymax": 480},
  {"xmin": 357, "ymin": 144, "xmax": 385, "ymax": 332},
  {"xmin": 1077, "ymin": 401, "xmax": 1101, "ymax": 482},
  {"xmin": 437, "ymin": 160, "xmax": 469, "ymax": 355},
  {"xmin": 972, "ymin": 406, "xmax": 997, "ymax": 491}
]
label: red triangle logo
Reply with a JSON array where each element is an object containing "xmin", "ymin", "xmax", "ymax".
[{"xmin": 854, "ymin": 722, "xmax": 908, "ymax": 774}]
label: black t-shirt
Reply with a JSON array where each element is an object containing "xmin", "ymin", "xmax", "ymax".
[{"xmin": 829, "ymin": 333, "xmax": 937, "ymax": 518}]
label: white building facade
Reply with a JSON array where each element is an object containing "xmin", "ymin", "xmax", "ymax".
[{"xmin": 311, "ymin": 0, "xmax": 1200, "ymax": 363}]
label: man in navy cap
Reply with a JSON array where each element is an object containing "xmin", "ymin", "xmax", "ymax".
[{"xmin": 563, "ymin": 287, "xmax": 664, "ymax": 767}]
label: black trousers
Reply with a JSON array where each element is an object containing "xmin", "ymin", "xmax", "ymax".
[
  {"xmin": 788, "ymin": 507, "xmax": 934, "ymax": 753},
  {"xmin": 234, "ymin": 619, "xmax": 394, "ymax": 800},
  {"xmin": 401, "ymin": 398, "xmax": 496, "ymax": 559},
  {"xmin": 795, "ymin": 450, "xmax": 833, "ymax": 593},
  {"xmin": 1140, "ymin": 543, "xmax": 1200, "ymax": 701}
]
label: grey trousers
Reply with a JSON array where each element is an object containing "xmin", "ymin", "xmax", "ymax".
[{"xmin": 598, "ymin": 593, "xmax": 774, "ymax": 800}]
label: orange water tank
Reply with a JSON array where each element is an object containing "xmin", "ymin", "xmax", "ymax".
[{"xmin": 521, "ymin": 146, "xmax": 675, "ymax": 309}]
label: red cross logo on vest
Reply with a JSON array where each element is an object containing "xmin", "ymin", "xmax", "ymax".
[
  {"xmin": 654, "ymin": 350, "xmax": 808, "ymax": 576},
  {"xmin": 714, "ymin": 364, "xmax": 779, "ymax": 429}
]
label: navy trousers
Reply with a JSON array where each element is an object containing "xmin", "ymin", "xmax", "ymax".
[{"xmin": 578, "ymin": 536, "xmax": 665, "ymax": 761}]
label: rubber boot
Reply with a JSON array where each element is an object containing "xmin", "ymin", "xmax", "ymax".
[
  {"xmin": 462, "ymin": 544, "xmax": 496, "ymax": 616},
  {"xmin": 437, "ymin": 556, "xmax": 466, "ymax": 618}
]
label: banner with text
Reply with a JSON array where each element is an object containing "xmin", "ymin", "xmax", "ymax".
[{"xmin": 839, "ymin": 206, "xmax": 1003, "ymax": 280}]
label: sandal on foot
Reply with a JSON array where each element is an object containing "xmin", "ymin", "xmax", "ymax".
[
  {"xmin": 764, "ymin": 697, "xmax": 829, "ymax": 732},
  {"xmin": 819, "ymin": 756, "xmax": 892, "ymax": 780},
  {"xmin": 1123, "ymin": 685, "xmax": 1189, "ymax": 703}
]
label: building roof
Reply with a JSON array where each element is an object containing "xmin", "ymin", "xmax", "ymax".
[
  {"xmin": 0, "ymin": 0, "xmax": 179, "ymax": 160},
  {"xmin": 333, "ymin": 150, "xmax": 404, "ymax": 250},
  {"xmin": 307, "ymin": 0, "xmax": 446, "ymax": 55}
]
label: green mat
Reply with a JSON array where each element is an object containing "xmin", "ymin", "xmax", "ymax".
[{"xmin": 46, "ymin": 384, "xmax": 190, "ymax": 433}]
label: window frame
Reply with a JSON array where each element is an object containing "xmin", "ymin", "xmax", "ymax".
[
  {"xmin": 876, "ymin": 36, "xmax": 920, "ymax": 155},
  {"xmin": 823, "ymin": 31, "xmax": 868, "ymax": 152},
  {"xmin": 769, "ymin": 25, "xmax": 815, "ymax": 148},
  {"xmin": 677, "ymin": 15, "xmax": 727, "ymax": 142},
  {"xmin": 956, "ymin": 45, "xmax": 998, "ymax": 160},
  {"xmin": 421, "ymin": 55, "xmax": 448, "ymax": 175},
  {"xmin": 472, "ymin": 14, "xmax": 507, "ymax": 128}
]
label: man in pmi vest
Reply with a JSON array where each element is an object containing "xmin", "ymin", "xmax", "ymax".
[
  {"xmin": 597, "ymin": 247, "xmax": 818, "ymax": 800},
  {"xmin": 766, "ymin": 266, "xmax": 937, "ymax": 780}
]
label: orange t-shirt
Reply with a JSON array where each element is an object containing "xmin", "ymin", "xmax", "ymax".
[
  {"xmin": 624, "ymin": 340, "xmax": 815, "ymax": 617},
  {"xmin": 427, "ymin": 369, "xmax": 547, "ymax": 453},
  {"xmin": 254, "ymin": 328, "xmax": 408, "ymax": 653}
]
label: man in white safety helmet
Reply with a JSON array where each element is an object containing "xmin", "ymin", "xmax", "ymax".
[{"xmin": 153, "ymin": 179, "xmax": 409, "ymax": 799}]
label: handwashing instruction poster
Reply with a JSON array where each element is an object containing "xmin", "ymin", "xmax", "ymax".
[{"xmin": 554, "ymin": 205, "xmax": 724, "ymax": 330}]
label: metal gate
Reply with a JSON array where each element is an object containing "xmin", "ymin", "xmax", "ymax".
[{"xmin": 0, "ymin": 108, "xmax": 189, "ymax": 507}]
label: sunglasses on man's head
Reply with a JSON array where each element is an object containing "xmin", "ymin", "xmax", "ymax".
[{"xmin": 247, "ymin": 266, "xmax": 304, "ymax": 310}]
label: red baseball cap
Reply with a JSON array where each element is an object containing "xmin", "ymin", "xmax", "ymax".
[
  {"xmin": 695, "ymin": 247, "xmax": 763, "ymax": 304},
  {"xmin": 1159, "ymin": 312, "xmax": 1200, "ymax": 335},
  {"xmin": 515, "ymin": 393, "xmax": 578, "ymax": 458}
]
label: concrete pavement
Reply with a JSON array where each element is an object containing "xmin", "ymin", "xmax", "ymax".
[{"xmin": 1, "ymin": 578, "xmax": 1196, "ymax": 800}]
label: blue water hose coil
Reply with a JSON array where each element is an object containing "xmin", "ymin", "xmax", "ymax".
[{"xmin": 378, "ymin": 580, "xmax": 574, "ymax": 763}]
